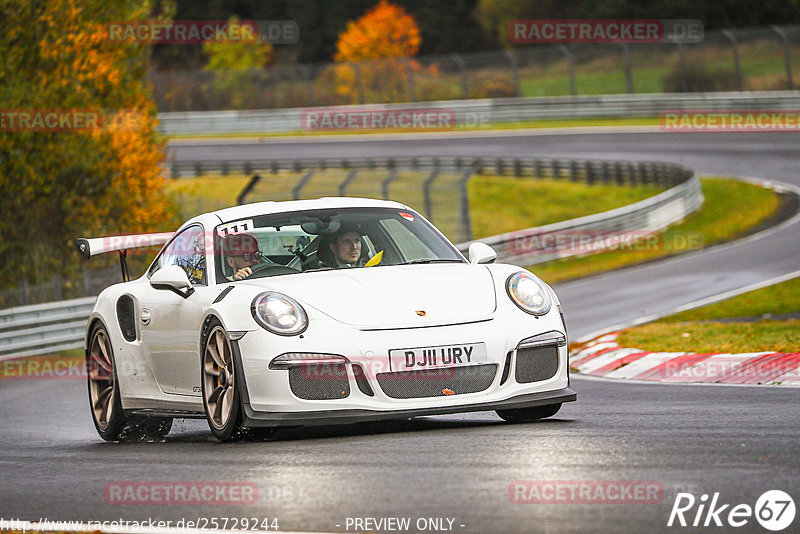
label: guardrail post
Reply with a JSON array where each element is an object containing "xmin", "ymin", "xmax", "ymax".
[
  {"xmin": 459, "ymin": 166, "xmax": 476, "ymax": 242},
  {"xmin": 569, "ymin": 160, "xmax": 578, "ymax": 182},
  {"xmin": 237, "ymin": 174, "xmax": 262, "ymax": 205},
  {"xmin": 558, "ymin": 45, "xmax": 577, "ymax": 96},
  {"xmin": 451, "ymin": 54, "xmax": 469, "ymax": 98},
  {"xmin": 722, "ymin": 29, "xmax": 743, "ymax": 92},
  {"xmin": 504, "ymin": 50, "xmax": 521, "ymax": 97},
  {"xmin": 772, "ymin": 26, "xmax": 794, "ymax": 90},
  {"xmin": 338, "ymin": 169, "xmax": 358, "ymax": 196},
  {"xmin": 292, "ymin": 169, "xmax": 315, "ymax": 200}
]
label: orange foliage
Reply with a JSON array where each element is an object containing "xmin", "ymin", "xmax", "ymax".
[
  {"xmin": 334, "ymin": 0, "xmax": 422, "ymax": 62},
  {"xmin": 0, "ymin": 0, "xmax": 176, "ymax": 285}
]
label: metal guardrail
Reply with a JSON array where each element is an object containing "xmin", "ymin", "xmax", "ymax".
[
  {"xmin": 180, "ymin": 155, "xmax": 694, "ymax": 244},
  {"xmin": 0, "ymin": 297, "xmax": 95, "ymax": 360},
  {"xmin": 0, "ymin": 157, "xmax": 699, "ymax": 361},
  {"xmin": 158, "ymin": 91, "xmax": 800, "ymax": 135}
]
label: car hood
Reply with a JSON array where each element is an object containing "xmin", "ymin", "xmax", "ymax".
[{"xmin": 249, "ymin": 264, "xmax": 497, "ymax": 328}]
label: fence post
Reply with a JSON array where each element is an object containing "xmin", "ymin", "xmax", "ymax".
[
  {"xmin": 451, "ymin": 54, "xmax": 469, "ymax": 98},
  {"xmin": 338, "ymin": 169, "xmax": 358, "ymax": 196},
  {"xmin": 423, "ymin": 164, "xmax": 440, "ymax": 221},
  {"xmin": 292, "ymin": 169, "xmax": 315, "ymax": 200},
  {"xmin": 772, "ymin": 26, "xmax": 794, "ymax": 90},
  {"xmin": 504, "ymin": 50, "xmax": 521, "ymax": 97},
  {"xmin": 20, "ymin": 279, "xmax": 29, "ymax": 306},
  {"xmin": 459, "ymin": 166, "xmax": 476, "ymax": 242},
  {"xmin": 297, "ymin": 63, "xmax": 314, "ymax": 106},
  {"xmin": 237, "ymin": 173, "xmax": 262, "ymax": 205},
  {"xmin": 557, "ymin": 45, "xmax": 577, "ymax": 95},
  {"xmin": 675, "ymin": 41, "xmax": 688, "ymax": 92},
  {"xmin": 382, "ymin": 168, "xmax": 398, "ymax": 200},
  {"xmin": 350, "ymin": 62, "xmax": 365, "ymax": 105},
  {"xmin": 721, "ymin": 29, "xmax": 743, "ymax": 92},
  {"xmin": 620, "ymin": 43, "xmax": 634, "ymax": 93},
  {"xmin": 52, "ymin": 275, "xmax": 62, "ymax": 301},
  {"xmin": 403, "ymin": 59, "xmax": 416, "ymax": 102}
]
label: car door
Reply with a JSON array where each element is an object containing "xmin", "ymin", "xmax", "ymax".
[{"xmin": 139, "ymin": 224, "xmax": 209, "ymax": 397}]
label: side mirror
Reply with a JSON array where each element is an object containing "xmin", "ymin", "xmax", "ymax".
[
  {"xmin": 468, "ymin": 242, "xmax": 497, "ymax": 264},
  {"xmin": 150, "ymin": 265, "xmax": 194, "ymax": 298}
]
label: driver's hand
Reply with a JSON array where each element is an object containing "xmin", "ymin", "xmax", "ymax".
[{"xmin": 233, "ymin": 267, "xmax": 252, "ymax": 281}]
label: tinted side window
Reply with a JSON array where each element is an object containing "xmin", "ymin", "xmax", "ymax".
[{"xmin": 148, "ymin": 225, "xmax": 206, "ymax": 285}]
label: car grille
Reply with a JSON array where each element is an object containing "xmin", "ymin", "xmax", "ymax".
[
  {"xmin": 515, "ymin": 345, "xmax": 559, "ymax": 383},
  {"xmin": 288, "ymin": 363, "xmax": 350, "ymax": 400},
  {"xmin": 376, "ymin": 364, "xmax": 498, "ymax": 399}
]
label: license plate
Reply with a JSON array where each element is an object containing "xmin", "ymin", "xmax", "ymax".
[{"xmin": 389, "ymin": 343, "xmax": 487, "ymax": 371}]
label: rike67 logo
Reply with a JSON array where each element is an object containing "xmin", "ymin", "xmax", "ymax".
[{"xmin": 668, "ymin": 490, "xmax": 795, "ymax": 531}]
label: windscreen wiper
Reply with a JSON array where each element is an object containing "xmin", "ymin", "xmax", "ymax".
[{"xmin": 398, "ymin": 259, "xmax": 464, "ymax": 265}]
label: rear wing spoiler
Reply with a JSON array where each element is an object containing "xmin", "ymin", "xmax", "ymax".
[{"xmin": 76, "ymin": 232, "xmax": 173, "ymax": 281}]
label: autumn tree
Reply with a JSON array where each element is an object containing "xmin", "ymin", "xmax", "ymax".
[
  {"xmin": 331, "ymin": 0, "xmax": 427, "ymax": 103},
  {"xmin": 0, "ymin": 0, "xmax": 177, "ymax": 290}
]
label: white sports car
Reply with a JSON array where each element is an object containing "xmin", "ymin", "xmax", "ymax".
[{"xmin": 77, "ymin": 197, "xmax": 575, "ymax": 442}]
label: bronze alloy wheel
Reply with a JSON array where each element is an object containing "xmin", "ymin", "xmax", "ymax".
[
  {"xmin": 203, "ymin": 325, "xmax": 237, "ymax": 431},
  {"xmin": 88, "ymin": 328, "xmax": 115, "ymax": 430},
  {"xmin": 86, "ymin": 323, "xmax": 172, "ymax": 442}
]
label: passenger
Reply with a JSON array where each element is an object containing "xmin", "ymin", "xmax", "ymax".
[{"xmin": 321, "ymin": 224, "xmax": 367, "ymax": 268}]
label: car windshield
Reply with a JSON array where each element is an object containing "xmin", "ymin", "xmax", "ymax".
[{"xmin": 214, "ymin": 207, "xmax": 465, "ymax": 283}]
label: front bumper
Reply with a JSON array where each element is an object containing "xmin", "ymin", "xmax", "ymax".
[
  {"xmin": 240, "ymin": 387, "xmax": 576, "ymax": 426},
  {"xmin": 231, "ymin": 304, "xmax": 576, "ymax": 427}
]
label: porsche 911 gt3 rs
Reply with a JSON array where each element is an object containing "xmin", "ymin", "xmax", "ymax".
[{"xmin": 77, "ymin": 197, "xmax": 575, "ymax": 442}]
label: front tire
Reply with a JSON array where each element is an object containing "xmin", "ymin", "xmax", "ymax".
[
  {"xmin": 201, "ymin": 319, "xmax": 246, "ymax": 442},
  {"xmin": 87, "ymin": 324, "xmax": 172, "ymax": 441},
  {"xmin": 496, "ymin": 403, "xmax": 561, "ymax": 423}
]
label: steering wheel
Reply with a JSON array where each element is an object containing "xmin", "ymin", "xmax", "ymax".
[{"xmin": 247, "ymin": 262, "xmax": 300, "ymax": 278}]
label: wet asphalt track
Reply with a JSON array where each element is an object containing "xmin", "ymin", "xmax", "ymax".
[{"xmin": 1, "ymin": 129, "xmax": 798, "ymax": 533}]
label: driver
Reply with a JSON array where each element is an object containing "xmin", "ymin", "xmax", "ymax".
[{"xmin": 220, "ymin": 234, "xmax": 263, "ymax": 280}]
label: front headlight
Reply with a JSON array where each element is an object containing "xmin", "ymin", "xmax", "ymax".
[
  {"xmin": 251, "ymin": 292, "xmax": 308, "ymax": 336},
  {"xmin": 506, "ymin": 272, "xmax": 552, "ymax": 316}
]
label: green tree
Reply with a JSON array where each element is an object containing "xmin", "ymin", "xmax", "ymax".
[{"xmin": 202, "ymin": 16, "xmax": 273, "ymax": 109}]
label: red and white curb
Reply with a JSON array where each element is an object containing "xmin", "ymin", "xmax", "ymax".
[{"xmin": 570, "ymin": 333, "xmax": 800, "ymax": 386}]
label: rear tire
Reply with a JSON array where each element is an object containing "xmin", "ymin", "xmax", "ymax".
[
  {"xmin": 87, "ymin": 323, "xmax": 172, "ymax": 442},
  {"xmin": 496, "ymin": 403, "xmax": 561, "ymax": 423}
]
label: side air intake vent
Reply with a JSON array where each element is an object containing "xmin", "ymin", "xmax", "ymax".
[{"xmin": 116, "ymin": 295, "xmax": 136, "ymax": 342}]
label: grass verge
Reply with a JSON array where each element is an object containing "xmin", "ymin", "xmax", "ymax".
[
  {"xmin": 162, "ymin": 117, "xmax": 661, "ymax": 140},
  {"xmin": 531, "ymin": 178, "xmax": 781, "ymax": 285},
  {"xmin": 616, "ymin": 276, "xmax": 800, "ymax": 353}
]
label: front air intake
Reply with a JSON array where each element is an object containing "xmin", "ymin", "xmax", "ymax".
[
  {"xmin": 515, "ymin": 345, "xmax": 559, "ymax": 383},
  {"xmin": 288, "ymin": 363, "xmax": 350, "ymax": 400},
  {"xmin": 377, "ymin": 364, "xmax": 498, "ymax": 399}
]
